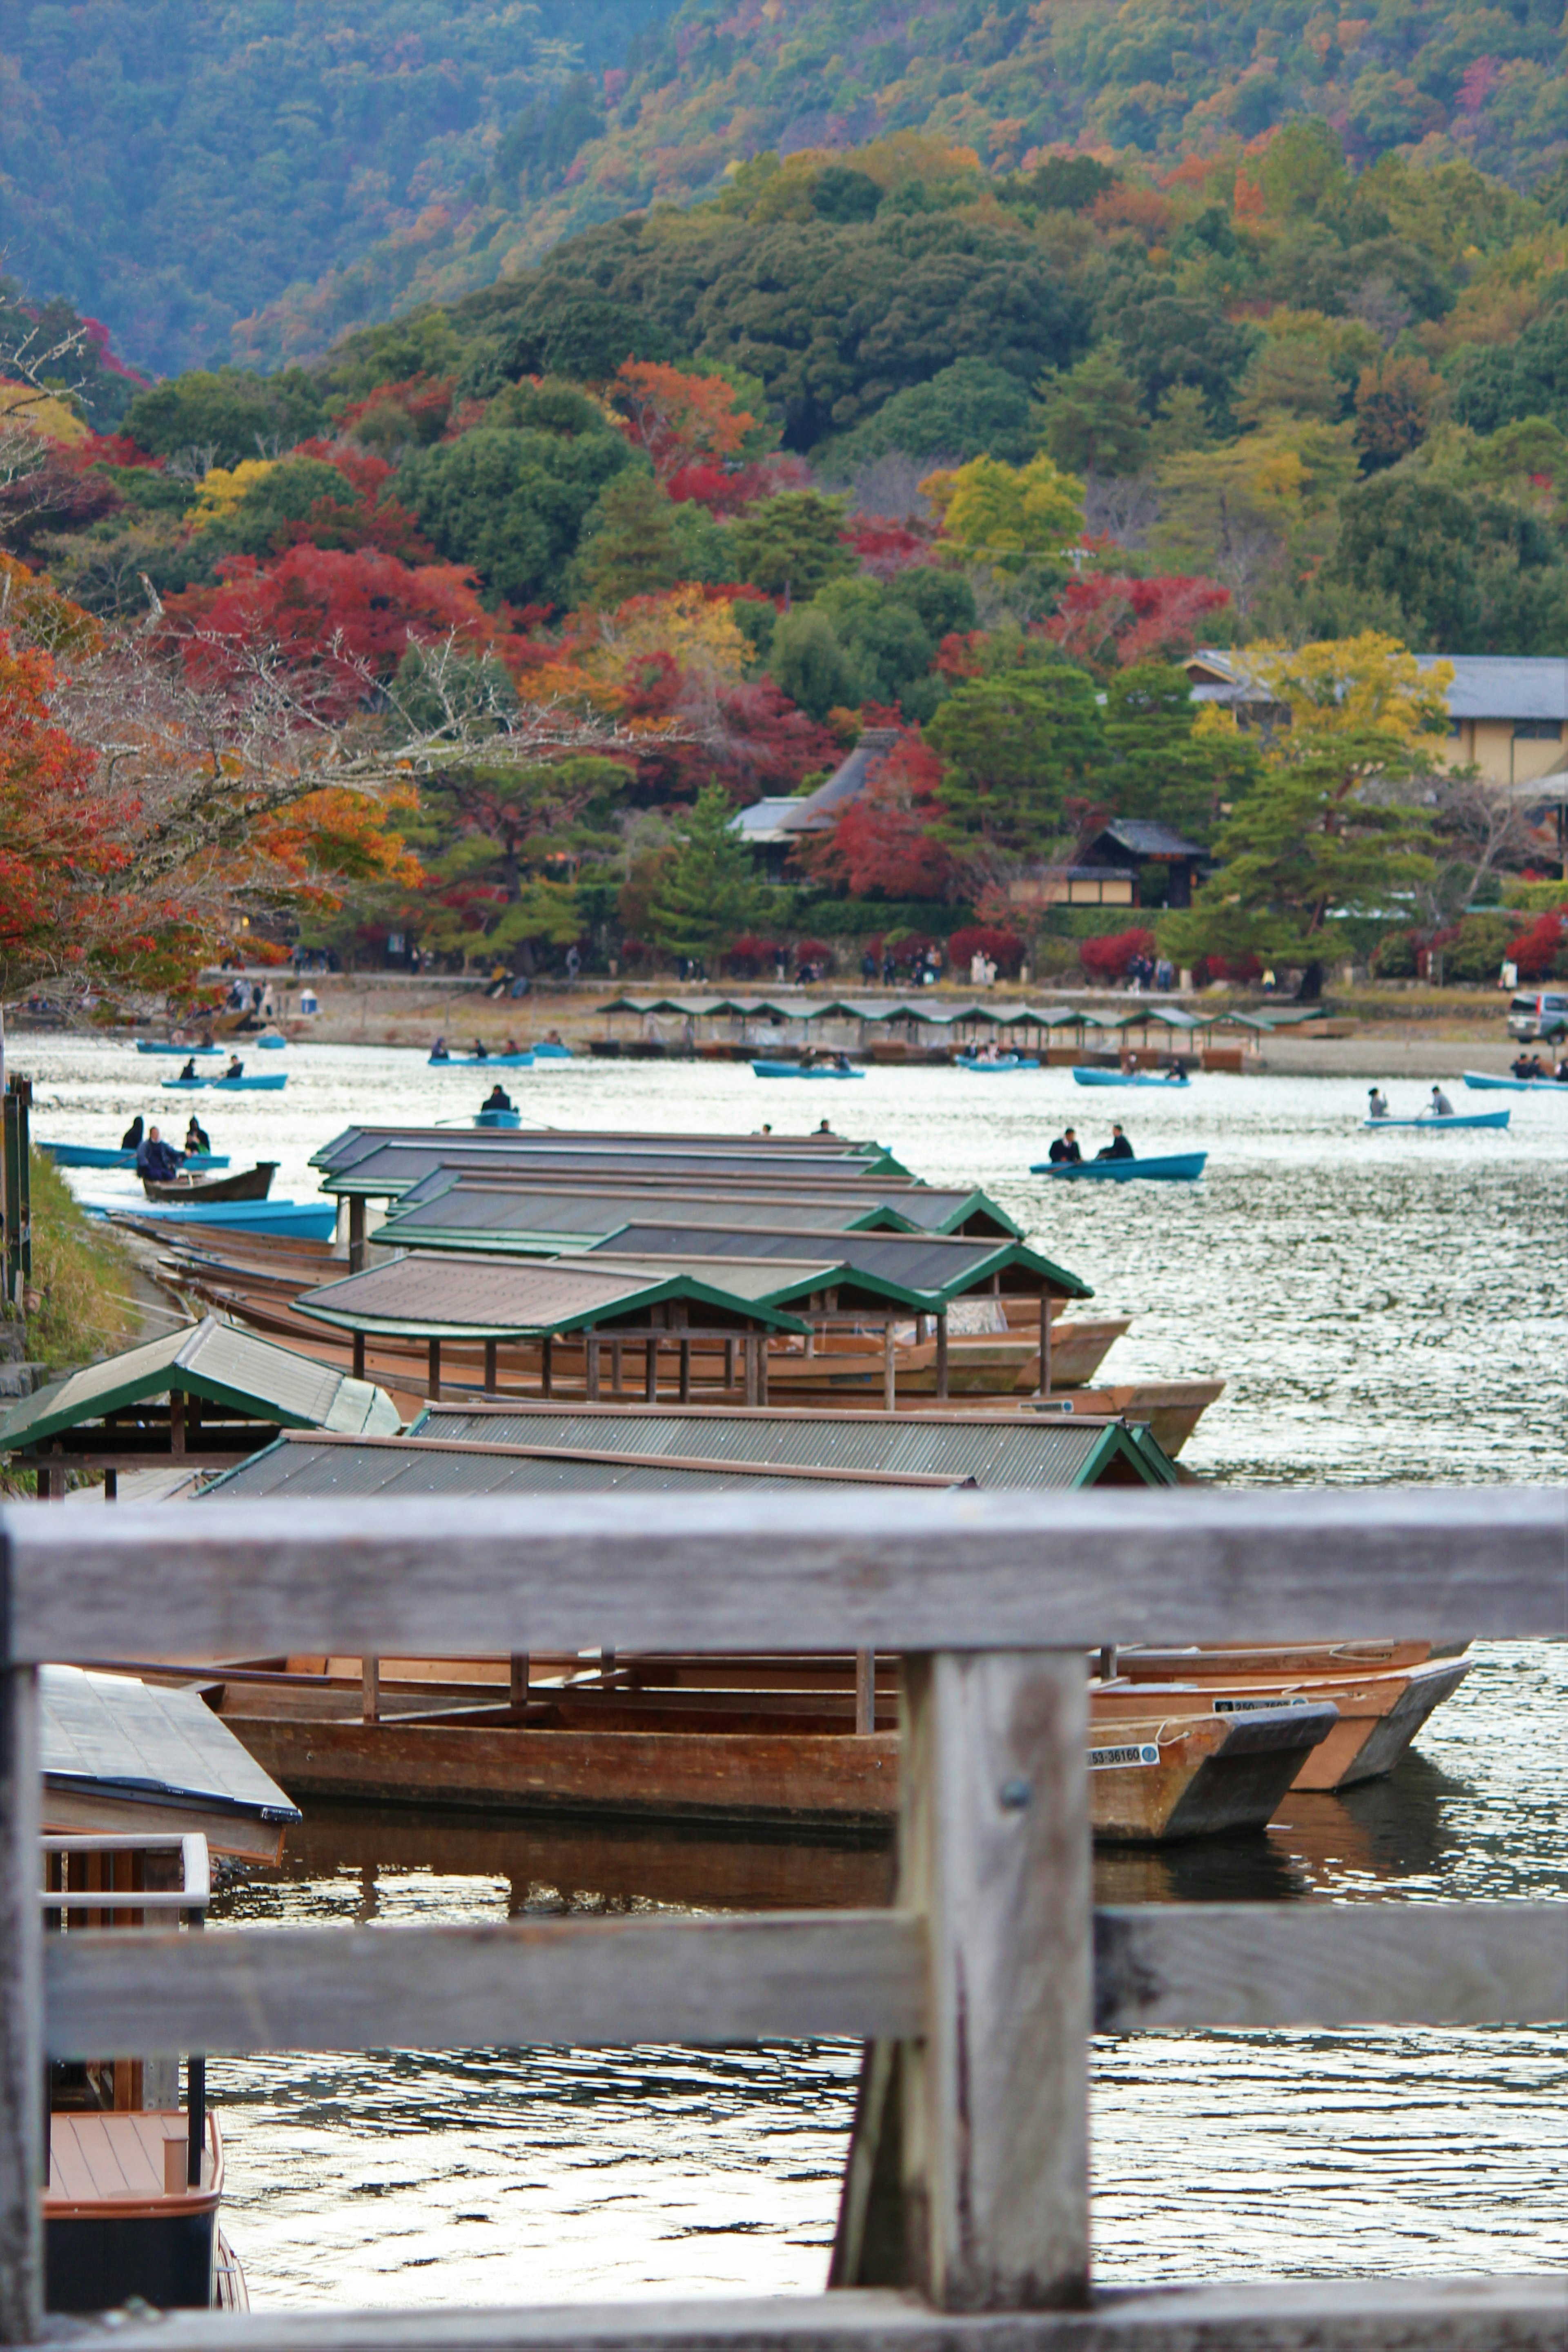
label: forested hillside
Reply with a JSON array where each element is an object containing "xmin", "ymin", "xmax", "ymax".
[
  {"xmin": 236, "ymin": 0, "xmax": 1568, "ymax": 368},
  {"xmin": 0, "ymin": 0, "xmax": 675, "ymax": 377}
]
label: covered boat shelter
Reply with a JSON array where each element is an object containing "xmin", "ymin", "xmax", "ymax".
[
  {"xmin": 0, "ymin": 1315, "xmax": 400, "ymax": 1498},
  {"xmin": 292, "ymin": 1252, "xmax": 820, "ymax": 1405}
]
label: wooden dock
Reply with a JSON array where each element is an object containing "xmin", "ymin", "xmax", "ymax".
[{"xmin": 0, "ymin": 1486, "xmax": 1563, "ymax": 2346}]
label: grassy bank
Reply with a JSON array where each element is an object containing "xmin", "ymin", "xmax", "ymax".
[{"xmin": 25, "ymin": 1149, "xmax": 137, "ymax": 1373}]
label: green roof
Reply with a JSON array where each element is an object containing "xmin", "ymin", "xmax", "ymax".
[{"xmin": 0, "ymin": 1316, "xmax": 401, "ymax": 1454}]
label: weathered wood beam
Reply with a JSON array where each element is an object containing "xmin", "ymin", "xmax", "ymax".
[
  {"xmin": 5, "ymin": 1488, "xmax": 1561, "ymax": 1659},
  {"xmin": 27, "ymin": 2275, "xmax": 1567, "ymax": 2350},
  {"xmin": 43, "ymin": 1911, "xmax": 926, "ymax": 2058},
  {"xmin": 1093, "ymin": 1901, "xmax": 1568, "ymax": 2031},
  {"xmin": 0, "ymin": 1634, "xmax": 41, "ymax": 2339}
]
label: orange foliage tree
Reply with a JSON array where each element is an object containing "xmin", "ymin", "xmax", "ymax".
[{"xmin": 610, "ymin": 363, "xmax": 758, "ymax": 485}]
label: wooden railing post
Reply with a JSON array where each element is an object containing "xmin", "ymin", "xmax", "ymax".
[
  {"xmin": 0, "ymin": 1533, "xmax": 42, "ymax": 2340},
  {"xmin": 899, "ymin": 1650, "xmax": 1091, "ymax": 2310}
]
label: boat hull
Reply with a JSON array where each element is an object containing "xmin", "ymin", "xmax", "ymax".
[
  {"xmin": 474, "ymin": 1109, "xmax": 523, "ymax": 1127},
  {"xmin": 1362, "ymin": 1111, "xmax": 1508, "ymax": 1130},
  {"xmin": 161, "ymin": 1075, "xmax": 289, "ymax": 1091},
  {"xmin": 1072, "ymin": 1068, "xmax": 1190, "ymax": 1087},
  {"xmin": 40, "ymin": 1144, "xmax": 228, "ymax": 1170},
  {"xmin": 956, "ymin": 1056, "xmax": 1040, "ymax": 1071},
  {"xmin": 46, "ymin": 2112, "xmax": 221, "ymax": 2314},
  {"xmin": 120, "ymin": 1200, "xmax": 336, "ymax": 1239},
  {"xmin": 752, "ymin": 1062, "xmax": 864, "ymax": 1078},
  {"xmin": 136, "ymin": 1042, "xmax": 222, "ymax": 1057},
  {"xmin": 215, "ymin": 1692, "xmax": 1329, "ymax": 1840},
  {"xmin": 1461, "ymin": 1071, "xmax": 1568, "ymax": 1091},
  {"xmin": 430, "ymin": 1053, "xmax": 536, "ymax": 1067},
  {"xmin": 143, "ymin": 1161, "xmax": 277, "ymax": 1204},
  {"xmin": 1033, "ymin": 1151, "xmax": 1207, "ymax": 1180}
]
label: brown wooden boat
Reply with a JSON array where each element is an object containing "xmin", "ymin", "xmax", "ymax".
[
  {"xmin": 142, "ymin": 1161, "xmax": 277, "ymax": 1205},
  {"xmin": 179, "ymin": 1657, "xmax": 1336, "ymax": 1842}
]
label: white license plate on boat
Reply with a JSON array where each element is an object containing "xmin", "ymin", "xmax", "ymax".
[{"xmin": 1088, "ymin": 1742, "xmax": 1161, "ymax": 1768}]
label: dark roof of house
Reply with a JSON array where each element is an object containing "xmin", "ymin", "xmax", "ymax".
[
  {"xmin": 731, "ymin": 727, "xmax": 902, "ymax": 845},
  {"xmin": 1091, "ymin": 820, "xmax": 1211, "ymax": 862}
]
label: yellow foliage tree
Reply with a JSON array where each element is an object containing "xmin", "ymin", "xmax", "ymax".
[
  {"xmin": 922, "ymin": 452, "xmax": 1084, "ymax": 574},
  {"xmin": 192, "ymin": 458, "xmax": 278, "ymax": 525}
]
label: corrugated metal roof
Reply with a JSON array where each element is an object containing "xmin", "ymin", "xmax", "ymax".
[
  {"xmin": 196, "ymin": 1435, "xmax": 956, "ymax": 1501},
  {"xmin": 41, "ymin": 1665, "xmax": 300, "ymax": 1824},
  {"xmin": 313, "ymin": 1124, "xmax": 887, "ymax": 1175},
  {"xmin": 383, "ymin": 1173, "xmax": 1013, "ymax": 1236},
  {"xmin": 0, "ymin": 1314, "xmax": 400, "ymax": 1451},
  {"xmin": 294, "ymin": 1254, "xmax": 817, "ymax": 1339},
  {"xmin": 197, "ymin": 1409, "xmax": 1164, "ymax": 1496},
  {"xmin": 322, "ymin": 1144, "xmax": 904, "ymax": 1197},
  {"xmin": 403, "ymin": 1405, "xmax": 1164, "ymax": 1486},
  {"xmin": 575, "ymin": 1228, "xmax": 1091, "ymax": 1303}
]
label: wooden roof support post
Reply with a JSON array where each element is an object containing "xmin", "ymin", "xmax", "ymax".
[
  {"xmin": 348, "ymin": 1195, "xmax": 368, "ymax": 1275},
  {"xmin": 541, "ymin": 1334, "xmax": 553, "ymax": 1399},
  {"xmin": 884, "ymin": 1319, "xmax": 896, "ymax": 1413},
  {"xmin": 427, "ymin": 1339, "xmax": 441, "ymax": 1402},
  {"xmin": 935, "ymin": 1312, "xmax": 948, "ymax": 1401},
  {"xmin": 352, "ymin": 1330, "xmax": 365, "ymax": 1382},
  {"xmin": 834, "ymin": 1653, "xmax": 1091, "ymax": 2307},
  {"xmin": 0, "ymin": 1632, "xmax": 43, "ymax": 2340},
  {"xmin": 585, "ymin": 1330, "xmax": 600, "ymax": 1401},
  {"xmin": 644, "ymin": 1335, "xmax": 659, "ymax": 1404},
  {"xmin": 1038, "ymin": 1294, "xmax": 1051, "ymax": 1398},
  {"xmin": 483, "ymin": 1340, "xmax": 498, "ymax": 1395}
]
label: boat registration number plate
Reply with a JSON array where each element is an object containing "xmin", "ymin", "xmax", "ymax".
[
  {"xmin": 1212, "ymin": 1696, "xmax": 1313, "ymax": 1713},
  {"xmin": 1088, "ymin": 1742, "xmax": 1161, "ymax": 1769}
]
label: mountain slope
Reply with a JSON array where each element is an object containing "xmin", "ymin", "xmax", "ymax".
[
  {"xmin": 0, "ymin": 1, "xmax": 675, "ymax": 377},
  {"xmin": 234, "ymin": 0, "xmax": 1568, "ymax": 368}
]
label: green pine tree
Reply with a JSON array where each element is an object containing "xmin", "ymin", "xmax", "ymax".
[
  {"xmin": 576, "ymin": 471, "xmax": 684, "ymax": 607},
  {"xmin": 647, "ymin": 783, "xmax": 762, "ymax": 965}
]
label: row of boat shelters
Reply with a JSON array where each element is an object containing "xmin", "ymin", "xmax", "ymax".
[
  {"xmin": 289, "ymin": 1123, "xmax": 1091, "ymax": 1406},
  {"xmin": 592, "ymin": 993, "xmax": 1326, "ymax": 1049}
]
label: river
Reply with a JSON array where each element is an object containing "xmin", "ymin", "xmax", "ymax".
[{"xmin": 20, "ymin": 1035, "xmax": 1568, "ymax": 2301}]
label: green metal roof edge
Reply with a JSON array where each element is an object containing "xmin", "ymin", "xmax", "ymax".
[{"xmin": 0, "ymin": 1326, "xmax": 388, "ymax": 1451}]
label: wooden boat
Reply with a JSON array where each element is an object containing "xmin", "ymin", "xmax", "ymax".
[
  {"xmin": 1093, "ymin": 1655, "xmax": 1472, "ymax": 1792},
  {"xmin": 764, "ymin": 1316, "xmax": 1132, "ymax": 1399},
  {"xmin": 955, "ymin": 1054, "xmax": 1040, "ymax": 1071},
  {"xmin": 1362, "ymin": 1109, "xmax": 1509, "ymax": 1130},
  {"xmin": 1031, "ymin": 1379, "xmax": 1225, "ymax": 1453},
  {"xmin": 1072, "ymin": 1067, "xmax": 1190, "ymax": 1087},
  {"xmin": 162, "ymin": 1073, "xmax": 288, "ymax": 1092},
  {"xmin": 143, "ymin": 1161, "xmax": 277, "ymax": 1205},
  {"xmin": 119, "ymin": 1200, "xmax": 337, "ymax": 1240},
  {"xmin": 188, "ymin": 1662, "xmax": 1337, "ymax": 1842},
  {"xmin": 136, "ymin": 1041, "xmax": 222, "ymax": 1057},
  {"xmin": 1461, "ymin": 1070, "xmax": 1568, "ymax": 1091},
  {"xmin": 41, "ymin": 1144, "xmax": 229, "ymax": 1170},
  {"xmin": 752, "ymin": 1060, "xmax": 864, "ymax": 1078},
  {"xmin": 474, "ymin": 1107, "xmax": 523, "ymax": 1127},
  {"xmin": 1033, "ymin": 1150, "xmax": 1207, "ymax": 1180},
  {"xmin": 429, "ymin": 1051, "xmax": 536, "ymax": 1067}
]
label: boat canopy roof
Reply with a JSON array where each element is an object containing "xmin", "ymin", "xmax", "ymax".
[
  {"xmin": 294, "ymin": 1253, "xmax": 818, "ymax": 1340},
  {"xmin": 197, "ymin": 1412, "xmax": 1176, "ymax": 1499},
  {"xmin": 0, "ymin": 1314, "xmax": 400, "ymax": 1455},
  {"xmin": 379, "ymin": 1172, "xmax": 1020, "ymax": 1241},
  {"xmin": 41, "ymin": 1665, "xmax": 300, "ymax": 1833}
]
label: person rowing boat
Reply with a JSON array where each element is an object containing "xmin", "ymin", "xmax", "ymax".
[
  {"xmin": 1423, "ymin": 1085, "xmax": 1455, "ymax": 1118},
  {"xmin": 1367, "ymin": 1087, "xmax": 1390, "ymax": 1119},
  {"xmin": 1096, "ymin": 1123, "xmax": 1134, "ymax": 1161}
]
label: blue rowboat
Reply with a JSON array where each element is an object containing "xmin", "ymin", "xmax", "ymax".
[
  {"xmin": 136, "ymin": 1040, "xmax": 222, "ymax": 1057},
  {"xmin": 474, "ymin": 1108, "xmax": 522, "ymax": 1127},
  {"xmin": 1031, "ymin": 1150, "xmax": 1207, "ymax": 1181},
  {"xmin": 161, "ymin": 1074, "xmax": 288, "ymax": 1091},
  {"xmin": 752, "ymin": 1060, "xmax": 864, "ymax": 1079},
  {"xmin": 1073, "ymin": 1067, "xmax": 1190, "ymax": 1088},
  {"xmin": 1362, "ymin": 1110, "xmax": 1510, "ymax": 1130},
  {"xmin": 38, "ymin": 1143, "xmax": 229, "ymax": 1171},
  {"xmin": 529, "ymin": 1042, "xmax": 573, "ymax": 1059},
  {"xmin": 109, "ymin": 1200, "xmax": 337, "ymax": 1239},
  {"xmin": 956, "ymin": 1054, "xmax": 1040, "ymax": 1072},
  {"xmin": 429, "ymin": 1052, "xmax": 536, "ymax": 1068},
  {"xmin": 1461, "ymin": 1070, "xmax": 1568, "ymax": 1092}
]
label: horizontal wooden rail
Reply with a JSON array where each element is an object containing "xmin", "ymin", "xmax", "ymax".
[
  {"xmin": 5, "ymin": 1487, "xmax": 1565, "ymax": 1657},
  {"xmin": 44, "ymin": 1912, "xmax": 926, "ymax": 2058},
  {"xmin": 42, "ymin": 1902, "xmax": 1568, "ymax": 2060},
  {"xmin": 17, "ymin": 2276, "xmax": 1566, "ymax": 2350},
  {"xmin": 1093, "ymin": 1902, "xmax": 1568, "ymax": 2032}
]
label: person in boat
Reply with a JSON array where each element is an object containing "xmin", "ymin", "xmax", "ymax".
[
  {"xmin": 1556, "ymin": 1058, "xmax": 1568, "ymax": 1083},
  {"xmin": 482, "ymin": 1083, "xmax": 515, "ymax": 1112},
  {"xmin": 184, "ymin": 1114, "xmax": 211, "ymax": 1156},
  {"xmin": 430, "ymin": 1036, "xmax": 450, "ymax": 1062},
  {"xmin": 120, "ymin": 1114, "xmax": 145, "ymax": 1150},
  {"xmin": 1426, "ymin": 1085, "xmax": 1455, "ymax": 1118},
  {"xmin": 1367, "ymin": 1087, "xmax": 1390, "ymax": 1119},
  {"xmin": 224, "ymin": 1054, "xmax": 244, "ymax": 1080},
  {"xmin": 816, "ymin": 1117, "xmax": 833, "ymax": 1134},
  {"xmin": 1096, "ymin": 1123, "xmax": 1135, "ymax": 1160},
  {"xmin": 1048, "ymin": 1128, "xmax": 1081, "ymax": 1164},
  {"xmin": 1510, "ymin": 1052, "xmax": 1535, "ymax": 1079},
  {"xmin": 471, "ymin": 1037, "xmax": 489, "ymax": 1060},
  {"xmin": 503, "ymin": 1036, "xmax": 523, "ymax": 1057},
  {"xmin": 178, "ymin": 1056, "xmax": 198, "ymax": 1080},
  {"xmin": 1527, "ymin": 1054, "xmax": 1546, "ymax": 1080},
  {"xmin": 832, "ymin": 1052, "xmax": 853, "ymax": 1072},
  {"xmin": 136, "ymin": 1125, "xmax": 182, "ymax": 1182}
]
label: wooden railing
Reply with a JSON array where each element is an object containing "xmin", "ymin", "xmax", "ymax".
[{"xmin": 2, "ymin": 1488, "xmax": 1564, "ymax": 2348}]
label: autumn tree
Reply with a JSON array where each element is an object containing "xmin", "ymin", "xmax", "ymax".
[
  {"xmin": 610, "ymin": 362, "xmax": 759, "ymax": 484},
  {"xmin": 416, "ymin": 755, "xmax": 626, "ymax": 968},
  {"xmin": 925, "ymin": 452, "xmax": 1085, "ymax": 575},
  {"xmin": 805, "ymin": 731, "xmax": 953, "ymax": 899},
  {"xmin": 1161, "ymin": 635, "xmax": 1447, "ymax": 964}
]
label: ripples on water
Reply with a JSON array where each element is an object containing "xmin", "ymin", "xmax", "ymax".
[{"xmin": 21, "ymin": 1039, "xmax": 1568, "ymax": 2300}]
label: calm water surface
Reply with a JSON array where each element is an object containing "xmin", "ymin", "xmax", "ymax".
[{"xmin": 20, "ymin": 1036, "xmax": 1568, "ymax": 2300}]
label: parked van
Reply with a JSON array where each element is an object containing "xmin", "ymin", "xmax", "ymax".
[{"xmin": 1508, "ymin": 988, "xmax": 1568, "ymax": 1039}]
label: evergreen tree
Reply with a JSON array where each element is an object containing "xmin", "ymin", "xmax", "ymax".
[
  {"xmin": 730, "ymin": 492, "xmax": 855, "ymax": 599},
  {"xmin": 576, "ymin": 472, "xmax": 684, "ymax": 607},
  {"xmin": 926, "ymin": 663, "xmax": 1101, "ymax": 857},
  {"xmin": 1100, "ymin": 662, "xmax": 1232, "ymax": 834},
  {"xmin": 1035, "ymin": 348, "xmax": 1146, "ymax": 476},
  {"xmin": 648, "ymin": 783, "xmax": 761, "ymax": 964}
]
